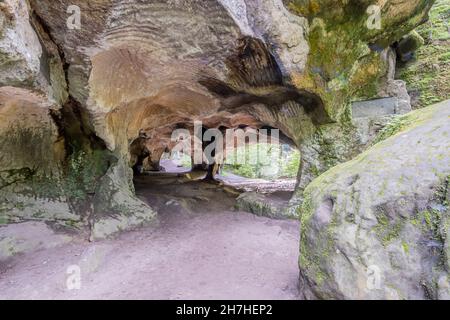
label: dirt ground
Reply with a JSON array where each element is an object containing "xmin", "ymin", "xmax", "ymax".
[{"xmin": 0, "ymin": 174, "xmax": 301, "ymax": 300}]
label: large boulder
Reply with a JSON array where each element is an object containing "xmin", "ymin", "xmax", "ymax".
[
  {"xmin": 0, "ymin": 87, "xmax": 76, "ymax": 223},
  {"xmin": 298, "ymin": 100, "xmax": 450, "ymax": 299},
  {"xmin": 0, "ymin": 0, "xmax": 437, "ymax": 239}
]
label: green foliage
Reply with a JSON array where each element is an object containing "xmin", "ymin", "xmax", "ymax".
[
  {"xmin": 64, "ymin": 149, "xmax": 111, "ymax": 201},
  {"xmin": 227, "ymin": 162, "xmax": 259, "ymax": 179},
  {"xmin": 374, "ymin": 214, "xmax": 405, "ymax": 246},
  {"xmin": 397, "ymin": 0, "xmax": 450, "ymax": 108},
  {"xmin": 402, "ymin": 241, "xmax": 410, "ymax": 254},
  {"xmin": 421, "ymin": 0, "xmax": 450, "ymax": 41},
  {"xmin": 223, "ymin": 144, "xmax": 300, "ymax": 179},
  {"xmin": 180, "ymin": 155, "xmax": 192, "ymax": 169},
  {"xmin": 224, "ymin": 144, "xmax": 269, "ymax": 179},
  {"xmin": 162, "ymin": 151, "xmax": 192, "ymax": 169},
  {"xmin": 281, "ymin": 150, "xmax": 301, "ymax": 178}
]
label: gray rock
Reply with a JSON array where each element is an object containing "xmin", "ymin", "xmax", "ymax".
[
  {"xmin": 352, "ymin": 98, "xmax": 398, "ymax": 118},
  {"xmin": 0, "ymin": 0, "xmax": 50, "ymax": 92},
  {"xmin": 236, "ymin": 192, "xmax": 296, "ymax": 219},
  {"xmin": 0, "ymin": 221, "xmax": 72, "ymax": 260},
  {"xmin": 298, "ymin": 100, "xmax": 450, "ymax": 300}
]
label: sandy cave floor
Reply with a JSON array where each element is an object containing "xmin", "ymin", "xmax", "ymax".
[{"xmin": 0, "ymin": 173, "xmax": 300, "ymax": 300}]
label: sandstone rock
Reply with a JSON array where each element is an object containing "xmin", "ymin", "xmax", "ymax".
[
  {"xmin": 0, "ymin": 87, "xmax": 75, "ymax": 223},
  {"xmin": 298, "ymin": 100, "xmax": 450, "ymax": 299},
  {"xmin": 0, "ymin": 0, "xmax": 45, "ymax": 89},
  {"xmin": 287, "ymin": 0, "xmax": 433, "ymax": 120},
  {"xmin": 0, "ymin": 221, "xmax": 72, "ymax": 260},
  {"xmin": 381, "ymin": 80, "xmax": 412, "ymax": 114},
  {"xmin": 0, "ymin": 0, "xmax": 436, "ymax": 240},
  {"xmin": 27, "ymin": 0, "xmax": 432, "ymax": 155}
]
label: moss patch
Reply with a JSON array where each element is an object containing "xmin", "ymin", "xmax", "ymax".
[
  {"xmin": 64, "ymin": 149, "xmax": 112, "ymax": 202},
  {"xmin": 402, "ymin": 241, "xmax": 410, "ymax": 254},
  {"xmin": 288, "ymin": 0, "xmax": 434, "ymax": 122},
  {"xmin": 372, "ymin": 114, "xmax": 414, "ymax": 144},
  {"xmin": 299, "ymin": 192, "xmax": 338, "ymax": 287}
]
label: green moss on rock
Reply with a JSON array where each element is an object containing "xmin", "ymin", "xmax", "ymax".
[
  {"xmin": 287, "ymin": 0, "xmax": 434, "ymax": 122},
  {"xmin": 373, "ymin": 213, "xmax": 405, "ymax": 246},
  {"xmin": 372, "ymin": 103, "xmax": 438, "ymax": 144},
  {"xmin": 397, "ymin": 0, "xmax": 450, "ymax": 108}
]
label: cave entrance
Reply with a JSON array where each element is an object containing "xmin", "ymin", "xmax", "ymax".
[
  {"xmin": 132, "ymin": 124, "xmax": 300, "ymax": 220},
  {"xmin": 160, "ymin": 151, "xmax": 192, "ymax": 174},
  {"xmin": 216, "ymin": 126, "xmax": 300, "ymax": 219}
]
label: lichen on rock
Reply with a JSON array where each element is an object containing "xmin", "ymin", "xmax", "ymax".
[{"xmin": 298, "ymin": 101, "xmax": 450, "ymax": 299}]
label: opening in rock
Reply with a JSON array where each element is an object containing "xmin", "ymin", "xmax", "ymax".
[{"xmin": 132, "ymin": 121, "xmax": 300, "ymax": 221}]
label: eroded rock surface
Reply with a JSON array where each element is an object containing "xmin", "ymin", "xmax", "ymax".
[
  {"xmin": 0, "ymin": 0, "xmax": 436, "ymax": 241},
  {"xmin": 298, "ymin": 100, "xmax": 450, "ymax": 299}
]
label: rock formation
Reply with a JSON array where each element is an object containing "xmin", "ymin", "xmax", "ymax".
[{"xmin": 1, "ymin": 0, "xmax": 446, "ymax": 299}]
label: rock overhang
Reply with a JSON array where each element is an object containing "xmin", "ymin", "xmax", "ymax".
[{"xmin": 0, "ymin": 0, "xmax": 437, "ymax": 239}]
